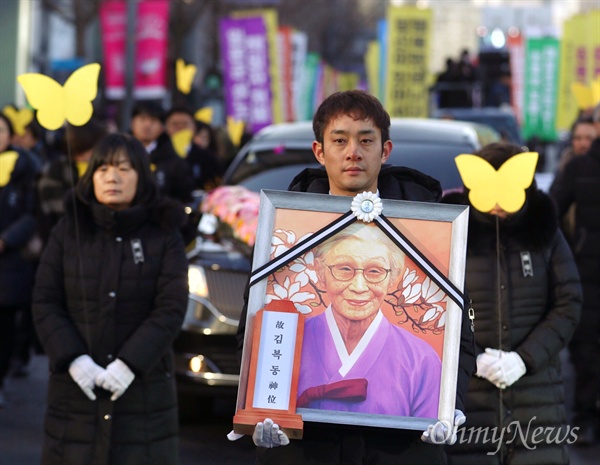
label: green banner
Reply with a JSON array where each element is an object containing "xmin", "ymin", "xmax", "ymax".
[{"xmin": 523, "ymin": 37, "xmax": 560, "ymax": 142}]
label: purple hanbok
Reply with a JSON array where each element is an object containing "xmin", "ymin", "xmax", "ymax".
[{"xmin": 297, "ymin": 307, "xmax": 441, "ymax": 418}]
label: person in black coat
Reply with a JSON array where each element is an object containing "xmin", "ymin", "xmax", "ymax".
[
  {"xmin": 233, "ymin": 90, "xmax": 476, "ymax": 465},
  {"xmin": 32, "ymin": 133, "xmax": 189, "ymax": 465},
  {"xmin": 164, "ymin": 106, "xmax": 223, "ymax": 191},
  {"xmin": 550, "ymin": 105, "xmax": 600, "ymax": 444},
  {"xmin": 129, "ymin": 101, "xmax": 194, "ymax": 204},
  {"xmin": 443, "ymin": 142, "xmax": 582, "ymax": 465},
  {"xmin": 0, "ymin": 112, "xmax": 42, "ymax": 405}
]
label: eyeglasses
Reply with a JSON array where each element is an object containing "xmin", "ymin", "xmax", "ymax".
[{"xmin": 325, "ymin": 264, "xmax": 391, "ymax": 283}]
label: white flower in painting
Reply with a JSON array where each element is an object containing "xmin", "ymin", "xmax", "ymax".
[
  {"xmin": 351, "ymin": 192, "xmax": 383, "ymax": 223},
  {"xmin": 289, "ymin": 251, "xmax": 318, "ymax": 286},
  {"xmin": 400, "ymin": 268, "xmax": 421, "ymax": 304},
  {"xmin": 265, "ymin": 276, "xmax": 316, "ymax": 314},
  {"xmin": 271, "ymin": 229, "xmax": 313, "ymax": 258},
  {"xmin": 421, "ymin": 277, "xmax": 446, "ymax": 304},
  {"xmin": 419, "ymin": 277, "xmax": 447, "ymax": 327}
]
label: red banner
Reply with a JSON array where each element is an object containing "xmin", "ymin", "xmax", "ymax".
[
  {"xmin": 100, "ymin": 0, "xmax": 169, "ymax": 100},
  {"xmin": 135, "ymin": 0, "xmax": 169, "ymax": 99},
  {"xmin": 100, "ymin": 1, "xmax": 127, "ymax": 99}
]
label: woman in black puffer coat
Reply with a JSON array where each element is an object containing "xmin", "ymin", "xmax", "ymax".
[
  {"xmin": 33, "ymin": 133, "xmax": 189, "ymax": 465},
  {"xmin": 443, "ymin": 143, "xmax": 582, "ymax": 465}
]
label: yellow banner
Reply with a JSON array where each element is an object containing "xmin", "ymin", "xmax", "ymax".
[
  {"xmin": 233, "ymin": 9, "xmax": 282, "ymax": 124},
  {"xmin": 365, "ymin": 41, "xmax": 380, "ymax": 99},
  {"xmin": 586, "ymin": 10, "xmax": 600, "ymax": 82},
  {"xmin": 338, "ymin": 72, "xmax": 359, "ymax": 92},
  {"xmin": 556, "ymin": 12, "xmax": 600, "ymax": 131},
  {"xmin": 384, "ymin": 6, "xmax": 432, "ymax": 117}
]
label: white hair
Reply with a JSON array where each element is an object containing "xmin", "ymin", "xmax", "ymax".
[{"xmin": 312, "ymin": 222, "xmax": 404, "ymax": 282}]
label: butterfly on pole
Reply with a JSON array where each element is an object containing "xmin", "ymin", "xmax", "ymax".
[
  {"xmin": 17, "ymin": 63, "xmax": 101, "ymax": 131},
  {"xmin": 455, "ymin": 152, "xmax": 539, "ymax": 214}
]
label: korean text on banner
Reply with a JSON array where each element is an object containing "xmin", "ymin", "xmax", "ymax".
[
  {"xmin": 99, "ymin": 0, "xmax": 169, "ymax": 100},
  {"xmin": 233, "ymin": 9, "xmax": 282, "ymax": 125},
  {"xmin": 219, "ymin": 17, "xmax": 274, "ymax": 134},
  {"xmin": 134, "ymin": 0, "xmax": 169, "ymax": 99},
  {"xmin": 384, "ymin": 6, "xmax": 432, "ymax": 118},
  {"xmin": 100, "ymin": 1, "xmax": 126, "ymax": 100},
  {"xmin": 523, "ymin": 37, "xmax": 560, "ymax": 142}
]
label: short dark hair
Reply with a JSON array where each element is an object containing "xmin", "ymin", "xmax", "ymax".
[
  {"xmin": 131, "ymin": 101, "xmax": 166, "ymax": 123},
  {"xmin": 24, "ymin": 117, "xmax": 44, "ymax": 141},
  {"xmin": 0, "ymin": 112, "xmax": 15, "ymax": 138},
  {"xmin": 66, "ymin": 118, "xmax": 109, "ymax": 156},
  {"xmin": 165, "ymin": 105, "xmax": 194, "ymax": 122},
  {"xmin": 312, "ymin": 90, "xmax": 391, "ymax": 146},
  {"xmin": 475, "ymin": 142, "xmax": 528, "ymax": 170},
  {"xmin": 77, "ymin": 133, "xmax": 157, "ymax": 206}
]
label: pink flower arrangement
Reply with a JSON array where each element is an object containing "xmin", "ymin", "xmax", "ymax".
[{"xmin": 201, "ymin": 186, "xmax": 260, "ymax": 246}]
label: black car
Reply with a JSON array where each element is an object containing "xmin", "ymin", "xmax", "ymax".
[{"xmin": 173, "ymin": 118, "xmax": 500, "ymax": 406}]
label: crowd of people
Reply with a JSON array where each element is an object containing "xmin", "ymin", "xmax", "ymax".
[
  {"xmin": 0, "ymin": 101, "xmax": 229, "ymax": 415},
  {"xmin": 1, "ymin": 89, "xmax": 599, "ymax": 465}
]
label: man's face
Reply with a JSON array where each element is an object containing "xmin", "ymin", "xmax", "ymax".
[
  {"xmin": 319, "ymin": 237, "xmax": 395, "ymax": 323},
  {"xmin": 572, "ymin": 122, "xmax": 597, "ymax": 156},
  {"xmin": 131, "ymin": 114, "xmax": 163, "ymax": 146},
  {"xmin": 312, "ymin": 115, "xmax": 392, "ymax": 196},
  {"xmin": 165, "ymin": 112, "xmax": 195, "ymax": 137}
]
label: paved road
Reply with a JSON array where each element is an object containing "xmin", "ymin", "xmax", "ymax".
[{"xmin": 1, "ymin": 352, "xmax": 599, "ymax": 465}]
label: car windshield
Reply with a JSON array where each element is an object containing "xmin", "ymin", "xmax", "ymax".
[{"xmin": 236, "ymin": 141, "xmax": 477, "ymax": 192}]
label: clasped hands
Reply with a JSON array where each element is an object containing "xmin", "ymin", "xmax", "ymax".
[
  {"xmin": 476, "ymin": 348, "xmax": 526, "ymax": 389},
  {"xmin": 69, "ymin": 355, "xmax": 135, "ymax": 401},
  {"xmin": 227, "ymin": 411, "xmax": 466, "ymax": 447}
]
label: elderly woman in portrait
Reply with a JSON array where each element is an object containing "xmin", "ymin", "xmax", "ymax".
[
  {"xmin": 32, "ymin": 133, "xmax": 188, "ymax": 465},
  {"xmin": 297, "ymin": 222, "xmax": 442, "ymax": 418}
]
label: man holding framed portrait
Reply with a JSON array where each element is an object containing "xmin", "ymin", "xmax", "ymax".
[{"xmin": 234, "ymin": 90, "xmax": 476, "ymax": 464}]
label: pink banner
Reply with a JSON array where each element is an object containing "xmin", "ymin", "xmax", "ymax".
[
  {"xmin": 507, "ymin": 33, "xmax": 525, "ymax": 125},
  {"xmin": 100, "ymin": 1, "xmax": 127, "ymax": 99},
  {"xmin": 278, "ymin": 26, "xmax": 294, "ymax": 122},
  {"xmin": 100, "ymin": 0, "xmax": 169, "ymax": 100}
]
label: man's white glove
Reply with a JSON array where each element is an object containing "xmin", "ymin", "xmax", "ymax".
[
  {"xmin": 252, "ymin": 418, "xmax": 290, "ymax": 448},
  {"xmin": 69, "ymin": 354, "xmax": 105, "ymax": 401},
  {"xmin": 482, "ymin": 348, "xmax": 526, "ymax": 389},
  {"xmin": 421, "ymin": 409, "xmax": 466, "ymax": 445},
  {"xmin": 95, "ymin": 358, "xmax": 135, "ymax": 401}
]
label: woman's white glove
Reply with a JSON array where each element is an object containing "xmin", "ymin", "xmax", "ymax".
[
  {"xmin": 421, "ymin": 409, "xmax": 466, "ymax": 445},
  {"xmin": 68, "ymin": 354, "xmax": 105, "ymax": 401},
  {"xmin": 95, "ymin": 358, "xmax": 135, "ymax": 401},
  {"xmin": 252, "ymin": 418, "xmax": 290, "ymax": 448},
  {"xmin": 482, "ymin": 349, "xmax": 526, "ymax": 389}
]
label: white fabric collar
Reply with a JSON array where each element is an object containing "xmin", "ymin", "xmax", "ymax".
[{"xmin": 325, "ymin": 305, "xmax": 383, "ymax": 377}]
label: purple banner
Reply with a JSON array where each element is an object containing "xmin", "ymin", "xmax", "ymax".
[{"xmin": 220, "ymin": 17, "xmax": 273, "ymax": 133}]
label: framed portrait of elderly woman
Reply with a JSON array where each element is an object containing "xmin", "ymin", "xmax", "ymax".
[{"xmin": 233, "ymin": 189, "xmax": 469, "ymax": 436}]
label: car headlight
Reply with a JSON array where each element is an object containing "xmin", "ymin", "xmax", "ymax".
[{"xmin": 188, "ymin": 265, "xmax": 209, "ymax": 297}]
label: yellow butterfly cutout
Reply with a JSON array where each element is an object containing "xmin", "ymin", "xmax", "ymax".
[
  {"xmin": 150, "ymin": 163, "xmax": 157, "ymax": 172},
  {"xmin": 75, "ymin": 161, "xmax": 89, "ymax": 178},
  {"xmin": 176, "ymin": 58, "xmax": 197, "ymax": 95},
  {"xmin": 455, "ymin": 152, "xmax": 539, "ymax": 213},
  {"xmin": 17, "ymin": 63, "xmax": 101, "ymax": 131},
  {"xmin": 194, "ymin": 107, "xmax": 213, "ymax": 124},
  {"xmin": 0, "ymin": 151, "xmax": 19, "ymax": 187},
  {"xmin": 2, "ymin": 106, "xmax": 33, "ymax": 135},
  {"xmin": 171, "ymin": 129, "xmax": 193, "ymax": 158},
  {"xmin": 227, "ymin": 116, "xmax": 245, "ymax": 147},
  {"xmin": 571, "ymin": 79, "xmax": 600, "ymax": 110}
]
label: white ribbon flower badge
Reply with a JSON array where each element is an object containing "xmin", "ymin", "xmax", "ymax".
[{"xmin": 351, "ymin": 191, "xmax": 383, "ymax": 223}]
